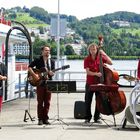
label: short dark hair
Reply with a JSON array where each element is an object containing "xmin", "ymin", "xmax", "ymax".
[{"xmin": 41, "ymin": 45, "xmax": 50, "ymax": 51}]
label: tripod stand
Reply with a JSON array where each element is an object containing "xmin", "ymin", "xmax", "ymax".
[
  {"xmin": 23, "ymin": 84, "xmax": 35, "ymax": 122},
  {"xmin": 47, "ymin": 81, "xmax": 69, "ymax": 127}
]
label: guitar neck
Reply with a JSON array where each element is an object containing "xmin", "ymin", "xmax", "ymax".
[
  {"xmin": 52, "ymin": 68, "xmax": 62, "ymax": 72},
  {"xmin": 51, "ymin": 65, "xmax": 69, "ymax": 72}
]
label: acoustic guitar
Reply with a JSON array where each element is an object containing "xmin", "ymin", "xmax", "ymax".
[{"xmin": 28, "ymin": 65, "xmax": 70, "ymax": 86}]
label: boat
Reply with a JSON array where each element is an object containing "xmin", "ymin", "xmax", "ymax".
[
  {"xmin": 0, "ymin": 9, "xmax": 29, "ymax": 101},
  {"xmin": 16, "ymin": 62, "xmax": 28, "ymax": 71}
]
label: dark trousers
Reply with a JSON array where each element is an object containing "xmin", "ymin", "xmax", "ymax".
[
  {"xmin": 0, "ymin": 96, "xmax": 2, "ymax": 112},
  {"xmin": 85, "ymin": 84, "xmax": 100, "ymax": 121},
  {"xmin": 37, "ymin": 86, "xmax": 51, "ymax": 121}
]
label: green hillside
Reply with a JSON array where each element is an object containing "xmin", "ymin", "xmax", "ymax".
[
  {"xmin": 68, "ymin": 11, "xmax": 140, "ymax": 57},
  {"xmin": 112, "ymin": 28, "xmax": 140, "ymax": 36},
  {"xmin": 15, "ymin": 13, "xmax": 48, "ymax": 28}
]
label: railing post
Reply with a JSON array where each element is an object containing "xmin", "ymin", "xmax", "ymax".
[
  {"xmin": 130, "ymin": 70, "xmax": 132, "ymax": 86},
  {"xmin": 68, "ymin": 73, "xmax": 71, "ymax": 81},
  {"xmin": 19, "ymin": 73, "xmax": 21, "ymax": 98},
  {"xmin": 134, "ymin": 69, "xmax": 137, "ymax": 85},
  {"xmin": 134, "ymin": 69, "xmax": 137, "ymax": 78}
]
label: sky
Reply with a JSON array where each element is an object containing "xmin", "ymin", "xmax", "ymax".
[{"xmin": 0, "ymin": 0, "xmax": 140, "ymax": 20}]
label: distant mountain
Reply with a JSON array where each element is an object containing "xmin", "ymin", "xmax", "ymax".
[
  {"xmin": 69, "ymin": 11, "xmax": 140, "ymax": 57},
  {"xmin": 80, "ymin": 11, "xmax": 140, "ymax": 24}
]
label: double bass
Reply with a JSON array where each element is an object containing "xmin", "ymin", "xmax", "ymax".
[{"xmin": 90, "ymin": 35, "xmax": 126, "ymax": 117}]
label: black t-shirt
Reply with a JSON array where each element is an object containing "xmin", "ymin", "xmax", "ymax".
[
  {"xmin": 0, "ymin": 62, "xmax": 7, "ymax": 96},
  {"xmin": 28, "ymin": 56, "xmax": 55, "ymax": 80},
  {"xmin": 0, "ymin": 62, "xmax": 7, "ymax": 87}
]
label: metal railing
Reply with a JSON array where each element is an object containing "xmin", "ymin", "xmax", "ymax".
[
  {"xmin": 14, "ymin": 69, "xmax": 137, "ymax": 98},
  {"xmin": 54, "ymin": 69, "xmax": 137, "ymax": 91}
]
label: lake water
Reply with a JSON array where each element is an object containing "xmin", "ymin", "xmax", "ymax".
[
  {"xmin": 17, "ymin": 59, "xmax": 139, "ymax": 72},
  {"xmin": 63, "ymin": 59, "xmax": 138, "ymax": 72}
]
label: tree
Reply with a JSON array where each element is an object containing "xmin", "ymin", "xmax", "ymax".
[
  {"xmin": 38, "ymin": 26, "xmax": 44, "ymax": 34},
  {"xmin": 32, "ymin": 37, "xmax": 48, "ymax": 57},
  {"xmin": 64, "ymin": 45, "xmax": 75, "ymax": 55},
  {"xmin": 8, "ymin": 13, "xmax": 17, "ymax": 19},
  {"xmin": 23, "ymin": 6, "xmax": 30, "ymax": 13},
  {"xmin": 80, "ymin": 45, "xmax": 88, "ymax": 56},
  {"xmin": 31, "ymin": 31, "xmax": 35, "ymax": 37},
  {"xmin": 30, "ymin": 6, "xmax": 50, "ymax": 24}
]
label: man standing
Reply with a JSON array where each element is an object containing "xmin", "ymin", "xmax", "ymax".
[
  {"xmin": 84, "ymin": 43, "xmax": 112, "ymax": 123},
  {"xmin": 0, "ymin": 61, "xmax": 7, "ymax": 129},
  {"xmin": 28, "ymin": 45, "xmax": 55, "ymax": 125}
]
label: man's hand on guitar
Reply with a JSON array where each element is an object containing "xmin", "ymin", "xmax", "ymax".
[
  {"xmin": 48, "ymin": 71, "xmax": 54, "ymax": 76},
  {"xmin": 33, "ymin": 74, "xmax": 40, "ymax": 81}
]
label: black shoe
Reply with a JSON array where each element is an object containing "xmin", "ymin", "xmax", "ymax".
[
  {"xmin": 94, "ymin": 117, "xmax": 102, "ymax": 123},
  {"xmin": 38, "ymin": 120, "xmax": 43, "ymax": 125},
  {"xmin": 94, "ymin": 115, "xmax": 101, "ymax": 121},
  {"xmin": 94, "ymin": 120, "xmax": 102, "ymax": 123},
  {"xmin": 43, "ymin": 120, "xmax": 51, "ymax": 125}
]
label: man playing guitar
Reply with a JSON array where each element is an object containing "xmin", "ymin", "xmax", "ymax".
[{"xmin": 28, "ymin": 45, "xmax": 55, "ymax": 125}]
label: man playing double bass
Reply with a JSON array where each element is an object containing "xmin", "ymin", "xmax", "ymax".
[{"xmin": 84, "ymin": 42, "xmax": 112, "ymax": 123}]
